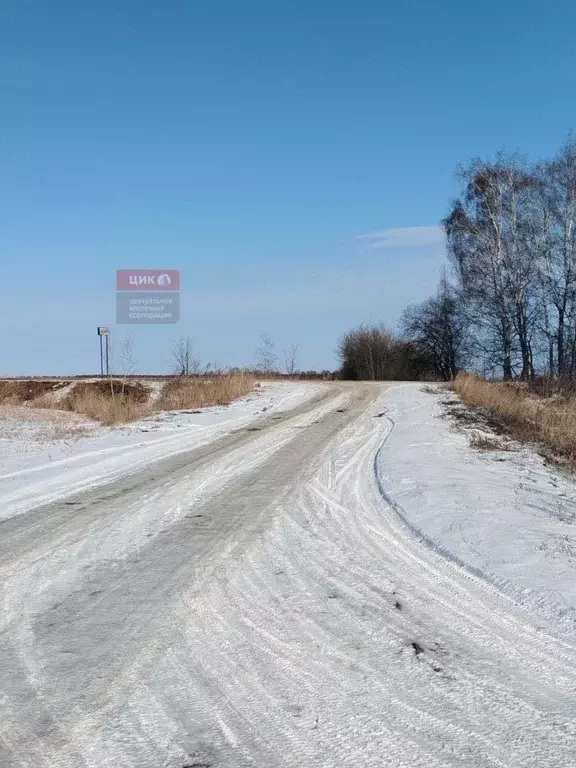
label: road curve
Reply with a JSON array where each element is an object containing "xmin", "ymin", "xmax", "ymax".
[{"xmin": 1, "ymin": 381, "xmax": 576, "ymax": 768}]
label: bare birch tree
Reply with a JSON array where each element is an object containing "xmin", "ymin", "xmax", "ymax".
[
  {"xmin": 536, "ymin": 136, "xmax": 576, "ymax": 377},
  {"xmin": 255, "ymin": 332, "xmax": 278, "ymax": 374},
  {"xmin": 119, "ymin": 335, "xmax": 136, "ymax": 395},
  {"xmin": 171, "ymin": 336, "xmax": 199, "ymax": 376},
  {"xmin": 444, "ymin": 154, "xmax": 539, "ymax": 379},
  {"xmin": 284, "ymin": 344, "xmax": 298, "ymax": 377}
]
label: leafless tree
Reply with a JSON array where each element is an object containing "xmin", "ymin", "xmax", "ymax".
[
  {"xmin": 284, "ymin": 344, "xmax": 298, "ymax": 377},
  {"xmin": 534, "ymin": 135, "xmax": 576, "ymax": 378},
  {"xmin": 337, "ymin": 324, "xmax": 433, "ymax": 380},
  {"xmin": 171, "ymin": 336, "xmax": 199, "ymax": 376},
  {"xmin": 402, "ymin": 277, "xmax": 469, "ymax": 380},
  {"xmin": 119, "ymin": 335, "xmax": 136, "ymax": 395},
  {"xmin": 255, "ymin": 332, "xmax": 278, "ymax": 374},
  {"xmin": 381, "ymin": 134, "xmax": 576, "ymax": 381},
  {"xmin": 444, "ymin": 154, "xmax": 539, "ymax": 379}
]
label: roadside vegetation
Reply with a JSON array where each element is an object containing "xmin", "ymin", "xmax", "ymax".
[
  {"xmin": 337, "ymin": 325, "xmax": 438, "ymax": 381},
  {"xmin": 0, "ymin": 375, "xmax": 256, "ymax": 427},
  {"xmin": 157, "ymin": 374, "xmax": 255, "ymax": 411},
  {"xmin": 453, "ymin": 373, "xmax": 576, "ymax": 466},
  {"xmin": 0, "ymin": 330, "xmax": 329, "ymax": 429},
  {"xmin": 60, "ymin": 380, "xmax": 153, "ymax": 426},
  {"xmin": 0, "ymin": 334, "xmax": 307, "ymax": 428}
]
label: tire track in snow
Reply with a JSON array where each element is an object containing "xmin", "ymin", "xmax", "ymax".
[
  {"xmin": 170, "ymin": 385, "xmax": 576, "ymax": 767},
  {"xmin": 1, "ymin": 383, "xmax": 576, "ymax": 767}
]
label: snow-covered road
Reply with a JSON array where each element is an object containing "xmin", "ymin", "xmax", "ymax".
[{"xmin": 1, "ymin": 383, "xmax": 576, "ymax": 767}]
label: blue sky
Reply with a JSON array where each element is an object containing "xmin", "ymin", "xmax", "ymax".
[{"xmin": 1, "ymin": 0, "xmax": 575, "ymax": 374}]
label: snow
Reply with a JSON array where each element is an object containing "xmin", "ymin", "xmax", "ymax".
[
  {"xmin": 377, "ymin": 384, "xmax": 576, "ymax": 611},
  {"xmin": 3, "ymin": 382, "xmax": 576, "ymax": 766},
  {"xmin": 0, "ymin": 380, "xmax": 321, "ymax": 520},
  {"xmin": 141, "ymin": 381, "xmax": 575, "ymax": 767}
]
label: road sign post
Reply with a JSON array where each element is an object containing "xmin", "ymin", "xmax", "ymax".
[{"xmin": 97, "ymin": 327, "xmax": 110, "ymax": 376}]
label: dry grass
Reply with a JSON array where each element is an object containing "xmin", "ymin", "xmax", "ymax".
[
  {"xmin": 453, "ymin": 373, "xmax": 576, "ymax": 465},
  {"xmin": 0, "ymin": 375, "xmax": 257, "ymax": 426},
  {"xmin": 157, "ymin": 374, "xmax": 255, "ymax": 411},
  {"xmin": 57, "ymin": 380, "xmax": 153, "ymax": 426}
]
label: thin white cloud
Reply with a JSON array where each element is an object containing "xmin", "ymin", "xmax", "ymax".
[{"xmin": 357, "ymin": 225, "xmax": 445, "ymax": 249}]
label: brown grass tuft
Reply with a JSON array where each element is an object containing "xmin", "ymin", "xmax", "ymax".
[
  {"xmin": 453, "ymin": 373, "xmax": 576, "ymax": 465},
  {"xmin": 60, "ymin": 380, "xmax": 152, "ymax": 426},
  {"xmin": 66, "ymin": 380, "xmax": 149, "ymax": 403},
  {"xmin": 157, "ymin": 375, "xmax": 255, "ymax": 411}
]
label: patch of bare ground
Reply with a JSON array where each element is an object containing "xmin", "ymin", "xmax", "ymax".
[
  {"xmin": 468, "ymin": 433, "xmax": 513, "ymax": 452},
  {"xmin": 0, "ymin": 380, "xmax": 70, "ymax": 405},
  {"xmin": 451, "ymin": 373, "xmax": 576, "ymax": 469},
  {"xmin": 420, "ymin": 384, "xmax": 449, "ymax": 395},
  {"xmin": 439, "ymin": 399, "xmax": 514, "ymax": 453}
]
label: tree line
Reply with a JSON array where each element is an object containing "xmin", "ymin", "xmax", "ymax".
[{"xmin": 340, "ymin": 135, "xmax": 576, "ymax": 381}]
